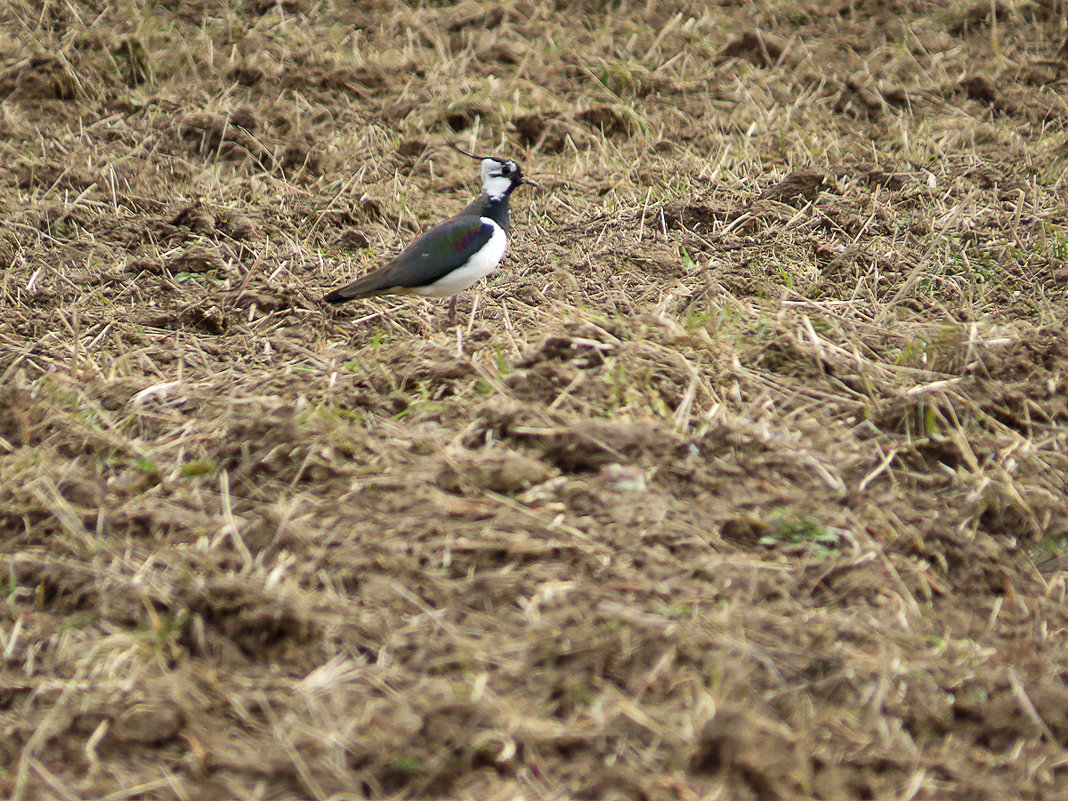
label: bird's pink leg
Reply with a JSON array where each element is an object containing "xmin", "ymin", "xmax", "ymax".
[{"xmin": 448, "ymin": 296, "xmax": 457, "ymax": 325}]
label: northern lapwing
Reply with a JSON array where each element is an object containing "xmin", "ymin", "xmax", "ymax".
[{"xmin": 323, "ymin": 146, "xmax": 534, "ymax": 323}]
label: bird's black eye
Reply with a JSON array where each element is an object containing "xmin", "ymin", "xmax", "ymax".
[{"xmin": 500, "ymin": 162, "xmax": 514, "ymax": 175}]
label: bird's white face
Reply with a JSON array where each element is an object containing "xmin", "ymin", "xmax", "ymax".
[{"xmin": 480, "ymin": 158, "xmax": 521, "ymax": 200}]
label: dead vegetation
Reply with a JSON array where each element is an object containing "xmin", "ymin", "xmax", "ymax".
[{"xmin": 3, "ymin": 0, "xmax": 1068, "ymax": 799}]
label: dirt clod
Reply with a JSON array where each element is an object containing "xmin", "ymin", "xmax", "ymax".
[
  {"xmin": 760, "ymin": 171, "xmax": 831, "ymax": 203},
  {"xmin": 112, "ymin": 704, "xmax": 184, "ymax": 746},
  {"xmin": 576, "ymin": 106, "xmax": 631, "ymax": 137},
  {"xmin": 167, "ymin": 247, "xmax": 227, "ymax": 274},
  {"xmin": 719, "ymin": 32, "xmax": 783, "ymax": 67},
  {"xmin": 437, "ymin": 446, "xmax": 552, "ymax": 493},
  {"xmin": 961, "ymin": 74, "xmax": 998, "ymax": 103}
]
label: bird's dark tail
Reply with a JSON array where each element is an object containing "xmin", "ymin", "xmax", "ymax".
[
  {"xmin": 323, "ymin": 274, "xmax": 384, "ymax": 304},
  {"xmin": 323, "ymin": 287, "xmax": 353, "ymax": 304}
]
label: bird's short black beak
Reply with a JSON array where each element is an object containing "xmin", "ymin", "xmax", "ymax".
[{"xmin": 520, "ymin": 176, "xmax": 539, "ymax": 188}]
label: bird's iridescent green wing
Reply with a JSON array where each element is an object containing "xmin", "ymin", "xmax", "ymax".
[{"xmin": 323, "ymin": 216, "xmax": 493, "ymax": 302}]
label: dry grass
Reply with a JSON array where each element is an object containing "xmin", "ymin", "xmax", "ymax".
[{"xmin": 4, "ymin": 1, "xmax": 1068, "ymax": 799}]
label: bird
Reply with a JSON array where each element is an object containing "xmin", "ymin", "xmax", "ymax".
[{"xmin": 323, "ymin": 145, "xmax": 534, "ymax": 324}]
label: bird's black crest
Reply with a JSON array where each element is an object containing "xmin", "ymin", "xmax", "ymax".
[{"xmin": 448, "ymin": 141, "xmax": 496, "ymax": 161}]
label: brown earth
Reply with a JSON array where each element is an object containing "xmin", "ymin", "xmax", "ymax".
[{"xmin": 3, "ymin": 1, "xmax": 1068, "ymax": 799}]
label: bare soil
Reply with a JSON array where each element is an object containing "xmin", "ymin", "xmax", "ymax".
[{"xmin": 3, "ymin": 1, "xmax": 1068, "ymax": 799}]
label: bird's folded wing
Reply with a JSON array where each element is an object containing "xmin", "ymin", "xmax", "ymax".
[{"xmin": 324, "ymin": 216, "xmax": 495, "ymax": 302}]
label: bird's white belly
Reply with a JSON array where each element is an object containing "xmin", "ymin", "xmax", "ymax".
[{"xmin": 413, "ymin": 218, "xmax": 508, "ymax": 297}]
